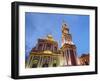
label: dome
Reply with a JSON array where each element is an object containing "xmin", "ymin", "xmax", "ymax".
[{"xmin": 46, "ymin": 34, "xmax": 54, "ymax": 41}]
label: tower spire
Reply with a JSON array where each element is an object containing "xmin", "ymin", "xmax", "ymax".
[
  {"xmin": 62, "ymin": 20, "xmax": 69, "ymax": 30},
  {"xmin": 61, "ymin": 21, "xmax": 74, "ymax": 46}
]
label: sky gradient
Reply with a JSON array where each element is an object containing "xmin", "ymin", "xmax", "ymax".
[{"xmin": 25, "ymin": 12, "xmax": 89, "ymax": 58}]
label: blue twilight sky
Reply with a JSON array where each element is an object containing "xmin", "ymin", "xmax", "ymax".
[{"xmin": 25, "ymin": 12, "xmax": 89, "ymax": 58}]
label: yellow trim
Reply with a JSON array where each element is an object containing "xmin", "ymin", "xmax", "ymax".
[{"xmin": 43, "ymin": 50, "xmax": 52, "ymax": 54}]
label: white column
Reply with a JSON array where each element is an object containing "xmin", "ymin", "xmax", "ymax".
[
  {"xmin": 59, "ymin": 54, "xmax": 63, "ymax": 66},
  {"xmin": 40, "ymin": 56, "xmax": 44, "ymax": 67},
  {"xmin": 68, "ymin": 49, "xmax": 71, "ymax": 65},
  {"xmin": 66, "ymin": 50, "xmax": 69, "ymax": 65},
  {"xmin": 64, "ymin": 51, "xmax": 66, "ymax": 65},
  {"xmin": 74, "ymin": 50, "xmax": 80, "ymax": 65},
  {"xmin": 30, "ymin": 56, "xmax": 34, "ymax": 68},
  {"xmin": 37, "ymin": 56, "xmax": 42, "ymax": 67},
  {"xmin": 64, "ymin": 51, "xmax": 67, "ymax": 66},
  {"xmin": 65, "ymin": 50, "xmax": 68, "ymax": 65},
  {"xmin": 73, "ymin": 50, "xmax": 77, "ymax": 65},
  {"xmin": 49, "ymin": 56, "xmax": 52, "ymax": 67}
]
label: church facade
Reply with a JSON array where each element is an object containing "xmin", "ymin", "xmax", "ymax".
[{"xmin": 26, "ymin": 22, "xmax": 80, "ymax": 68}]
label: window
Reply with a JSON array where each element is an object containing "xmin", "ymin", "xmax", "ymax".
[
  {"xmin": 42, "ymin": 56, "xmax": 50, "ymax": 67},
  {"xmin": 32, "ymin": 60, "xmax": 38, "ymax": 68},
  {"xmin": 32, "ymin": 56, "xmax": 40, "ymax": 68},
  {"xmin": 53, "ymin": 59, "xmax": 57, "ymax": 67}
]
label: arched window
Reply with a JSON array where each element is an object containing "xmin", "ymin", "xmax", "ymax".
[
  {"xmin": 32, "ymin": 60, "xmax": 38, "ymax": 68},
  {"xmin": 32, "ymin": 56, "xmax": 40, "ymax": 68}
]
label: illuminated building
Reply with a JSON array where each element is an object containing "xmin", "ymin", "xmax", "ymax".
[
  {"xmin": 26, "ymin": 22, "xmax": 80, "ymax": 68},
  {"xmin": 26, "ymin": 35, "xmax": 63, "ymax": 68},
  {"xmin": 79, "ymin": 54, "xmax": 89, "ymax": 65}
]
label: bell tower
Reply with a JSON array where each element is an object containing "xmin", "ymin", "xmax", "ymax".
[
  {"xmin": 62, "ymin": 22, "xmax": 73, "ymax": 46},
  {"xmin": 61, "ymin": 21, "xmax": 79, "ymax": 66}
]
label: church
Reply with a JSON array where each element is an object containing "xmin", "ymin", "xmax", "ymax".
[{"xmin": 26, "ymin": 22, "xmax": 80, "ymax": 68}]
